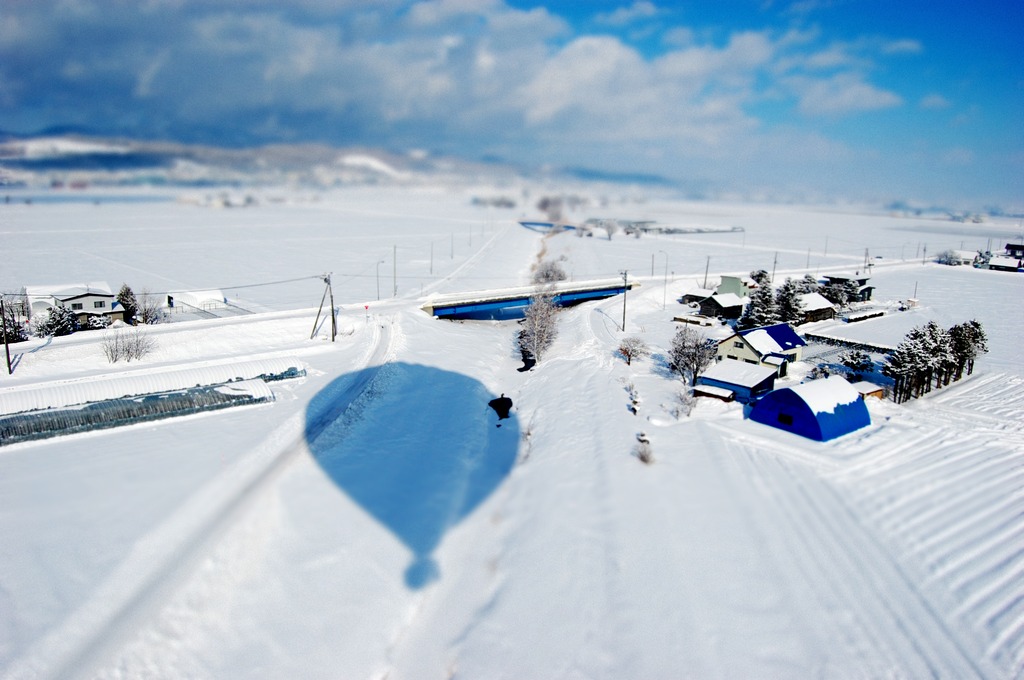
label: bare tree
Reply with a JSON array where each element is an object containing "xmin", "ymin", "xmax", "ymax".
[
  {"xmin": 604, "ymin": 219, "xmax": 619, "ymax": 240},
  {"xmin": 517, "ymin": 291, "xmax": 558, "ymax": 364},
  {"xmin": 618, "ymin": 336, "xmax": 649, "ymax": 365},
  {"xmin": 533, "ymin": 259, "xmax": 568, "ymax": 284},
  {"xmin": 668, "ymin": 325, "xmax": 718, "ymax": 385},
  {"xmin": 137, "ymin": 289, "xmax": 165, "ymax": 325}
]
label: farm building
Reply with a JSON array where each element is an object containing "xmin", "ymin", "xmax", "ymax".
[
  {"xmin": 698, "ymin": 293, "xmax": 745, "ymax": 320},
  {"xmin": 749, "ymin": 376, "xmax": 871, "ymax": 441},
  {"xmin": 988, "ymin": 255, "xmax": 1022, "ymax": 273},
  {"xmin": 822, "ymin": 273, "xmax": 874, "ymax": 301},
  {"xmin": 21, "ymin": 282, "xmax": 123, "ymax": 325},
  {"xmin": 797, "ymin": 292, "xmax": 837, "ymax": 324},
  {"xmin": 717, "ymin": 323, "xmax": 807, "ymax": 377},
  {"xmin": 695, "ymin": 360, "xmax": 777, "ymax": 404},
  {"xmin": 680, "ymin": 287, "xmax": 714, "ymax": 305},
  {"xmin": 1005, "ymin": 243, "xmax": 1024, "ymax": 259},
  {"xmin": 716, "ymin": 274, "xmax": 758, "ymax": 299}
]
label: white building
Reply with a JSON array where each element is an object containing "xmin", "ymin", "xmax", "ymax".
[{"xmin": 21, "ymin": 282, "xmax": 123, "ymax": 324}]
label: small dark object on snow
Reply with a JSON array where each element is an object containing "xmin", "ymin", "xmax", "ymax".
[
  {"xmin": 517, "ymin": 346, "xmax": 536, "ymax": 372},
  {"xmin": 489, "ymin": 394, "xmax": 513, "ymax": 426}
]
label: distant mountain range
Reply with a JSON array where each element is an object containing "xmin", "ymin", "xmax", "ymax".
[{"xmin": 0, "ymin": 132, "xmax": 678, "ymax": 191}]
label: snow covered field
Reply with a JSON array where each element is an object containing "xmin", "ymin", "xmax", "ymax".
[{"xmin": 1, "ymin": 187, "xmax": 1023, "ymax": 678}]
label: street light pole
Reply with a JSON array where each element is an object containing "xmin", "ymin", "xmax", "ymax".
[
  {"xmin": 620, "ymin": 270, "xmax": 628, "ymax": 332},
  {"xmin": 659, "ymin": 250, "xmax": 668, "ymax": 310}
]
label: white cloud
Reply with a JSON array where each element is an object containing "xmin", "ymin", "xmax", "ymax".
[
  {"xmin": 790, "ymin": 73, "xmax": 902, "ymax": 115},
  {"xmin": 920, "ymin": 93, "xmax": 951, "ymax": 109},
  {"xmin": 595, "ymin": 1, "xmax": 659, "ymax": 27}
]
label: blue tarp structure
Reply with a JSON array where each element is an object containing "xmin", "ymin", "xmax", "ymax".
[{"xmin": 749, "ymin": 376, "xmax": 871, "ymax": 441}]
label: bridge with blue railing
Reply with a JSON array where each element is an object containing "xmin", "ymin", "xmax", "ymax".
[{"xmin": 421, "ymin": 278, "xmax": 638, "ymax": 321}]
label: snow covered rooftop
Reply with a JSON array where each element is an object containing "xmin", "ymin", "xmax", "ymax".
[
  {"xmin": 788, "ymin": 376, "xmax": 861, "ymax": 415},
  {"xmin": 24, "ymin": 282, "xmax": 114, "ymax": 300},
  {"xmin": 740, "ymin": 323, "xmax": 806, "ymax": 355},
  {"xmin": 709, "ymin": 292, "xmax": 744, "ymax": 307},
  {"xmin": 701, "ymin": 359, "xmax": 777, "ymax": 387},
  {"xmin": 798, "ymin": 292, "xmax": 836, "ymax": 312}
]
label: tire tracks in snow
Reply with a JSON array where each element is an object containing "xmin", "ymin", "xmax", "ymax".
[
  {"xmin": 4, "ymin": 316, "xmax": 398, "ymax": 680},
  {"xmin": 717, "ymin": 426, "xmax": 995, "ymax": 677}
]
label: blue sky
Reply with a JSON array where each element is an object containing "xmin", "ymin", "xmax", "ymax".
[{"xmin": 1, "ymin": 0, "xmax": 1021, "ymax": 207}]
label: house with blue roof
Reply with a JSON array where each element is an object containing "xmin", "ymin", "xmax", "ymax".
[{"xmin": 716, "ymin": 323, "xmax": 807, "ymax": 377}]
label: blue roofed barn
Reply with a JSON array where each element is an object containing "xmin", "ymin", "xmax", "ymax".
[{"xmin": 749, "ymin": 376, "xmax": 871, "ymax": 441}]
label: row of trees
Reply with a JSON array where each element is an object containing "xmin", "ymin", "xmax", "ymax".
[
  {"xmin": 736, "ymin": 269, "xmax": 862, "ymax": 331},
  {"xmin": 883, "ymin": 320, "xmax": 988, "ymax": 403}
]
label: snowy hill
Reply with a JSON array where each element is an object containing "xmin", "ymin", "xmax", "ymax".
[{"xmin": 1, "ymin": 188, "xmax": 1022, "ymax": 678}]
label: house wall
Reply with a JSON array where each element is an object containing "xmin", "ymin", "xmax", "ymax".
[
  {"xmin": 717, "ymin": 336, "xmax": 761, "ymax": 365},
  {"xmin": 717, "ymin": 275, "xmax": 753, "ymax": 299}
]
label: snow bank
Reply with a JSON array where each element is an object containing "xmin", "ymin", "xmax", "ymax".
[{"xmin": 788, "ymin": 375, "xmax": 860, "ymax": 415}]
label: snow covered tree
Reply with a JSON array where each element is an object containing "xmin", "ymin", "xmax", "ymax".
[
  {"xmin": 116, "ymin": 283, "xmax": 138, "ymax": 324},
  {"xmin": 533, "ymin": 259, "xmax": 567, "ymax": 284},
  {"xmin": 839, "ymin": 350, "xmax": 873, "ymax": 380},
  {"xmin": 820, "ymin": 280, "xmax": 861, "ymax": 310},
  {"xmin": 604, "ymin": 219, "xmax": 619, "ymax": 240},
  {"xmin": 517, "ymin": 292, "xmax": 558, "ymax": 364},
  {"xmin": 795, "ymin": 274, "xmax": 819, "ymax": 294},
  {"xmin": 749, "ymin": 269, "xmax": 771, "ymax": 287},
  {"xmin": 618, "ymin": 336, "xmax": 649, "ymax": 366},
  {"xmin": 775, "ymin": 278, "xmax": 805, "ymax": 325},
  {"xmin": 87, "ymin": 314, "xmax": 112, "ymax": 330},
  {"xmin": 668, "ymin": 325, "xmax": 718, "ymax": 385},
  {"xmin": 949, "ymin": 320, "xmax": 987, "ymax": 379},
  {"xmin": 34, "ymin": 305, "xmax": 79, "ymax": 338},
  {"xmin": 737, "ymin": 283, "xmax": 779, "ymax": 330}
]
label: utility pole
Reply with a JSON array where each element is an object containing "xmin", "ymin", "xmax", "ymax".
[
  {"xmin": 310, "ymin": 273, "xmax": 336, "ymax": 342},
  {"xmin": 703, "ymin": 256, "xmax": 710, "ymax": 289},
  {"xmin": 327, "ymin": 274, "xmax": 336, "ymax": 342},
  {"xmin": 651, "ymin": 253, "xmax": 655, "ymax": 277},
  {"xmin": 620, "ymin": 270, "xmax": 628, "ymax": 332},
  {"xmin": 1, "ymin": 297, "xmax": 12, "ymax": 375},
  {"xmin": 771, "ymin": 251, "xmax": 778, "ymax": 284}
]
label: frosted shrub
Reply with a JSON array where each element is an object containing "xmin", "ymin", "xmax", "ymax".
[{"xmin": 103, "ymin": 327, "xmax": 156, "ymax": 363}]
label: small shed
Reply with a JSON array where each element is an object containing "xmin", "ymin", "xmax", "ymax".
[
  {"xmin": 698, "ymin": 293, "xmax": 745, "ymax": 320},
  {"xmin": 851, "ymin": 381, "xmax": 885, "ymax": 400},
  {"xmin": 749, "ymin": 376, "xmax": 871, "ymax": 441},
  {"xmin": 696, "ymin": 360, "xmax": 777, "ymax": 404},
  {"xmin": 797, "ymin": 292, "xmax": 837, "ymax": 324}
]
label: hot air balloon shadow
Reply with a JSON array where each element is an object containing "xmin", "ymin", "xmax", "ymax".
[{"xmin": 305, "ymin": 363, "xmax": 519, "ymax": 589}]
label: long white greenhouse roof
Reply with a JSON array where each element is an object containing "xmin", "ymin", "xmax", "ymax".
[{"xmin": 0, "ymin": 356, "xmax": 304, "ymax": 416}]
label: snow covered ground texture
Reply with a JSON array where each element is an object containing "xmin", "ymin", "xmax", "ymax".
[{"xmin": 1, "ymin": 188, "xmax": 1023, "ymax": 678}]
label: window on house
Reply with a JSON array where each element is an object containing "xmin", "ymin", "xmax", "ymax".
[
  {"xmin": 71, "ymin": 303, "xmax": 83, "ymax": 310},
  {"xmin": 733, "ymin": 341, "xmax": 744, "ymax": 348},
  {"xmin": 778, "ymin": 413, "xmax": 793, "ymax": 426},
  {"xmin": 744, "ymin": 359, "xmax": 756, "ymax": 364},
  {"xmin": 94, "ymin": 301, "xmax": 105, "ymax": 308}
]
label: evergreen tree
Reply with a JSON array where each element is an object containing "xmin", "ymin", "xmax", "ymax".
[
  {"xmin": 116, "ymin": 283, "xmax": 138, "ymax": 324},
  {"xmin": 949, "ymin": 320, "xmax": 987, "ymax": 379},
  {"xmin": 795, "ymin": 274, "xmax": 819, "ymax": 294},
  {"xmin": 775, "ymin": 278, "xmax": 805, "ymax": 325},
  {"xmin": 737, "ymin": 283, "xmax": 779, "ymax": 330},
  {"xmin": 749, "ymin": 269, "xmax": 771, "ymax": 287},
  {"xmin": 839, "ymin": 350, "xmax": 873, "ymax": 380},
  {"xmin": 34, "ymin": 305, "xmax": 79, "ymax": 338}
]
